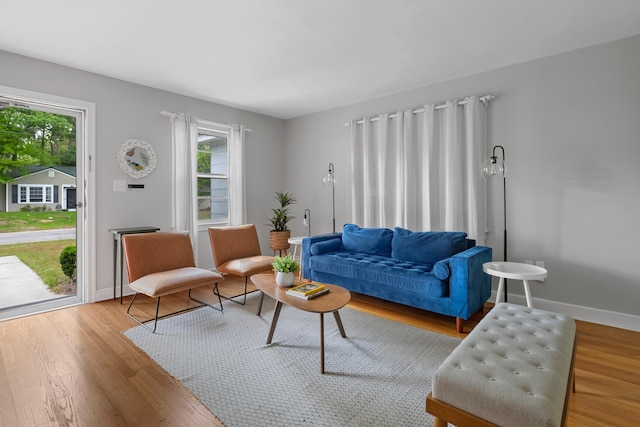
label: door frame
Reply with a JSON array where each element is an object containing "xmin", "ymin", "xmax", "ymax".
[{"xmin": 0, "ymin": 85, "xmax": 96, "ymax": 318}]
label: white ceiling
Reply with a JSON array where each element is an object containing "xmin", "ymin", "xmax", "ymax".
[{"xmin": 2, "ymin": 0, "xmax": 640, "ymax": 119}]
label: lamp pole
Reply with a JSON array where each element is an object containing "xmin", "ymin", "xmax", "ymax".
[
  {"xmin": 331, "ymin": 164, "xmax": 335, "ymax": 233},
  {"xmin": 494, "ymin": 145, "xmax": 508, "ymax": 300},
  {"xmin": 323, "ymin": 163, "xmax": 336, "ymax": 234},
  {"xmin": 303, "ymin": 208, "xmax": 311, "ymax": 236},
  {"xmin": 482, "ymin": 145, "xmax": 508, "ymax": 302}
]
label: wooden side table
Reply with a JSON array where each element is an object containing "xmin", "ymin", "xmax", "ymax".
[
  {"xmin": 109, "ymin": 226, "xmax": 160, "ymax": 303},
  {"xmin": 483, "ymin": 261, "xmax": 547, "ymax": 308}
]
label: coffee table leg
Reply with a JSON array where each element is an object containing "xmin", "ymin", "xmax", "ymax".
[
  {"xmin": 257, "ymin": 291, "xmax": 265, "ymax": 316},
  {"xmin": 333, "ymin": 310, "xmax": 347, "ymax": 338},
  {"xmin": 320, "ymin": 311, "xmax": 347, "ymax": 374},
  {"xmin": 320, "ymin": 312, "xmax": 325, "ymax": 374},
  {"xmin": 266, "ymin": 301, "xmax": 282, "ymax": 345}
]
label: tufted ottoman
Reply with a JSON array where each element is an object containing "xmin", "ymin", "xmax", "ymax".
[{"xmin": 426, "ymin": 303, "xmax": 576, "ymax": 427}]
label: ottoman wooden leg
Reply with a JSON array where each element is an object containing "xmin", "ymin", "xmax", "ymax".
[{"xmin": 434, "ymin": 417, "xmax": 447, "ymax": 427}]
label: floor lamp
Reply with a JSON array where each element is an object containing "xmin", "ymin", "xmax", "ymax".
[
  {"xmin": 481, "ymin": 145, "xmax": 508, "ymax": 302},
  {"xmin": 303, "ymin": 208, "xmax": 311, "ymax": 236},
  {"xmin": 322, "ymin": 162, "xmax": 336, "ymax": 233}
]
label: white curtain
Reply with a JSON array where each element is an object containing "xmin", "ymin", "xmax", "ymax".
[
  {"xmin": 228, "ymin": 124, "xmax": 246, "ymax": 225},
  {"xmin": 350, "ymin": 96, "xmax": 487, "ymax": 244},
  {"xmin": 169, "ymin": 112, "xmax": 199, "ymax": 250}
]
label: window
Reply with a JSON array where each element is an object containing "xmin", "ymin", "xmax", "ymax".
[
  {"xmin": 196, "ymin": 128, "xmax": 228, "ymax": 224},
  {"xmin": 169, "ymin": 114, "xmax": 244, "ymax": 236},
  {"xmin": 19, "ymin": 184, "xmax": 53, "ymax": 203}
]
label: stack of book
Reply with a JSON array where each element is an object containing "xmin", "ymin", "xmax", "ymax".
[{"xmin": 285, "ymin": 282, "xmax": 328, "ymax": 299}]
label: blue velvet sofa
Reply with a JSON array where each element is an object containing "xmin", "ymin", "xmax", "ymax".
[{"xmin": 302, "ymin": 224, "xmax": 492, "ymax": 332}]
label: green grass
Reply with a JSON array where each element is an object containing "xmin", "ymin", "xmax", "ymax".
[
  {"xmin": 0, "ymin": 212, "xmax": 77, "ymax": 294},
  {"xmin": 0, "ymin": 211, "xmax": 76, "ymax": 233},
  {"xmin": 0, "ymin": 240, "xmax": 75, "ymax": 293}
]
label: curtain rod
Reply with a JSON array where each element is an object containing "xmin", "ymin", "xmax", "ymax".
[
  {"xmin": 347, "ymin": 94, "xmax": 494, "ymax": 126},
  {"xmin": 160, "ymin": 111, "xmax": 253, "ymax": 132}
]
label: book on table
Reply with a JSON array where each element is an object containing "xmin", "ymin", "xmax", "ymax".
[
  {"xmin": 286, "ymin": 287, "xmax": 329, "ymax": 299},
  {"xmin": 287, "ymin": 282, "xmax": 326, "ymax": 296}
]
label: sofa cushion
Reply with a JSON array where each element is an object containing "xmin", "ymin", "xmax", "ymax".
[
  {"xmin": 310, "ymin": 238, "xmax": 343, "ymax": 255},
  {"xmin": 392, "ymin": 228, "xmax": 468, "ymax": 266},
  {"xmin": 342, "ymin": 224, "xmax": 393, "ymax": 257},
  {"xmin": 308, "ymin": 251, "xmax": 448, "ymax": 298}
]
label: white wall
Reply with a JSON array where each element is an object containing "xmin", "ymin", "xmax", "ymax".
[
  {"xmin": 284, "ymin": 34, "xmax": 640, "ymax": 329},
  {"xmin": 0, "ymin": 50, "xmax": 286, "ymax": 299}
]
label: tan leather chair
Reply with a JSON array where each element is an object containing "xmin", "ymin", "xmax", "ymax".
[
  {"xmin": 122, "ymin": 232, "xmax": 224, "ymax": 333},
  {"xmin": 208, "ymin": 224, "xmax": 274, "ymax": 305}
]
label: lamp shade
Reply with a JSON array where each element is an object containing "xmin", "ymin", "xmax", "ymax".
[
  {"xmin": 303, "ymin": 208, "xmax": 311, "ymax": 235},
  {"xmin": 322, "ymin": 171, "xmax": 336, "ymax": 184},
  {"xmin": 481, "ymin": 156, "xmax": 506, "ymax": 178}
]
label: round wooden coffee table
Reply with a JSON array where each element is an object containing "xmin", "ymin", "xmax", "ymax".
[{"xmin": 250, "ymin": 273, "xmax": 351, "ymax": 374}]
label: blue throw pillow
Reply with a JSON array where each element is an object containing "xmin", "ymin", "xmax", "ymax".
[
  {"xmin": 310, "ymin": 238, "xmax": 343, "ymax": 255},
  {"xmin": 433, "ymin": 259, "xmax": 451, "ymax": 280},
  {"xmin": 391, "ymin": 227, "xmax": 467, "ymax": 265},
  {"xmin": 342, "ymin": 224, "xmax": 393, "ymax": 256}
]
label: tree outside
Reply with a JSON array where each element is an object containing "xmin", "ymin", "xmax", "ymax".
[{"xmin": 0, "ymin": 106, "xmax": 76, "ymax": 183}]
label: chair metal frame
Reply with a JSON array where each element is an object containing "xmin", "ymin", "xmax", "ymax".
[
  {"xmin": 126, "ymin": 285, "xmax": 223, "ymax": 333},
  {"xmin": 215, "ymin": 275, "xmax": 253, "ymax": 306}
]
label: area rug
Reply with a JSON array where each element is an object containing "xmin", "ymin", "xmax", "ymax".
[{"xmin": 123, "ymin": 293, "xmax": 461, "ymax": 426}]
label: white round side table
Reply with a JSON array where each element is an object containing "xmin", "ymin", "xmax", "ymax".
[
  {"xmin": 288, "ymin": 236, "xmax": 305, "ymax": 280},
  {"xmin": 482, "ymin": 261, "xmax": 548, "ymax": 308}
]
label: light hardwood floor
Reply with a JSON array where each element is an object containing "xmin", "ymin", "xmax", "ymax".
[{"xmin": 0, "ymin": 277, "xmax": 638, "ymax": 426}]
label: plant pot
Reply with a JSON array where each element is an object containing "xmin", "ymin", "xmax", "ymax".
[
  {"xmin": 270, "ymin": 230, "xmax": 291, "ymax": 251},
  {"xmin": 275, "ymin": 271, "xmax": 295, "ymax": 287}
]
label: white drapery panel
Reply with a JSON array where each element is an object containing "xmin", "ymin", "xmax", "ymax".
[
  {"xmin": 228, "ymin": 124, "xmax": 246, "ymax": 225},
  {"xmin": 350, "ymin": 96, "xmax": 487, "ymax": 244},
  {"xmin": 169, "ymin": 112, "xmax": 199, "ymax": 250},
  {"xmin": 168, "ymin": 114, "xmax": 247, "ymax": 257}
]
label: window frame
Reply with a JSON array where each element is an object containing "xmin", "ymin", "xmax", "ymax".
[{"xmin": 18, "ymin": 184, "xmax": 54, "ymax": 204}]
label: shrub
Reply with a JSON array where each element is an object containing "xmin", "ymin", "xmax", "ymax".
[{"xmin": 59, "ymin": 245, "xmax": 77, "ymax": 280}]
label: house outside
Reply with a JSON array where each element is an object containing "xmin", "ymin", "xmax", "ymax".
[{"xmin": 1, "ymin": 166, "xmax": 76, "ymax": 212}]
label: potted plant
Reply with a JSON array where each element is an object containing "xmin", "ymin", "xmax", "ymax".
[
  {"xmin": 268, "ymin": 191, "xmax": 297, "ymax": 253},
  {"xmin": 272, "ymin": 254, "xmax": 300, "ymax": 287}
]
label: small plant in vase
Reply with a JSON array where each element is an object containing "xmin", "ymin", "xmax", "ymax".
[{"xmin": 272, "ymin": 254, "xmax": 300, "ymax": 287}]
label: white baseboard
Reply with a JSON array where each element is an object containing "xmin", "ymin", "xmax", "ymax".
[
  {"xmin": 491, "ymin": 291, "xmax": 640, "ymax": 333},
  {"xmin": 94, "ymin": 286, "xmax": 134, "ymax": 303}
]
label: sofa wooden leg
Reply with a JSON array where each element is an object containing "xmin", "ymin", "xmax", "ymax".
[{"xmin": 456, "ymin": 317, "xmax": 464, "ymax": 333}]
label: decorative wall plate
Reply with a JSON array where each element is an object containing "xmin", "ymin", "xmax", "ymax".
[{"xmin": 117, "ymin": 138, "xmax": 157, "ymax": 179}]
